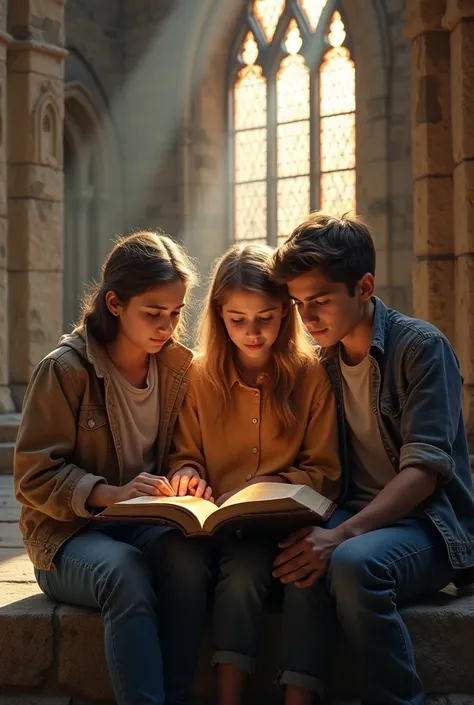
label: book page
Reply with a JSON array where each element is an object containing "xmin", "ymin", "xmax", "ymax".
[
  {"xmin": 109, "ymin": 495, "xmax": 218, "ymax": 528},
  {"xmin": 219, "ymin": 482, "xmax": 302, "ymax": 509}
]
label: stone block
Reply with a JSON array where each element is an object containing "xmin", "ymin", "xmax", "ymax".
[
  {"xmin": 7, "ymin": 71, "xmax": 64, "ymax": 165},
  {"xmin": 405, "ymin": 0, "xmax": 446, "ymax": 38},
  {"xmin": 57, "ymin": 604, "xmax": 113, "ymax": 701},
  {"xmin": 374, "ymin": 249, "xmax": 390, "ymax": 289},
  {"xmin": 0, "ymin": 584, "xmax": 54, "ymax": 686},
  {"xmin": 0, "ymin": 387, "xmax": 14, "ymax": 413},
  {"xmin": 8, "ymin": 198, "xmax": 63, "ymax": 271},
  {"xmin": 10, "ymin": 0, "xmax": 65, "ymax": 34},
  {"xmin": 451, "ymin": 20, "xmax": 474, "ymax": 165},
  {"xmin": 411, "ymin": 32, "xmax": 453, "ymax": 179},
  {"xmin": 0, "ymin": 266, "xmax": 7, "ymax": 386},
  {"xmin": 0, "ymin": 522, "xmax": 23, "ymax": 549},
  {"xmin": 455, "ymin": 254, "xmax": 474, "ymax": 385},
  {"xmin": 0, "ymin": 551, "xmax": 35, "ymax": 582},
  {"xmin": 390, "ymin": 248, "xmax": 414, "ymax": 288},
  {"xmin": 390, "ymin": 158, "xmax": 413, "ymax": 198},
  {"xmin": 7, "ymin": 44, "xmax": 65, "ymax": 81},
  {"xmin": 453, "ymin": 160, "xmax": 474, "ymax": 255},
  {"xmin": 414, "ymin": 176, "xmax": 453, "ymax": 256},
  {"xmin": 0, "ymin": 1, "xmax": 6, "ymax": 33},
  {"xmin": 444, "ymin": 0, "xmax": 474, "ymax": 29},
  {"xmin": 412, "ymin": 258, "xmax": 455, "ymax": 341},
  {"xmin": 8, "ymin": 163, "xmax": 63, "ymax": 202},
  {"xmin": 8, "ymin": 270, "xmax": 63, "ymax": 381}
]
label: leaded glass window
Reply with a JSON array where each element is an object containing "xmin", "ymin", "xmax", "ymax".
[{"xmin": 230, "ymin": 0, "xmax": 356, "ymax": 245}]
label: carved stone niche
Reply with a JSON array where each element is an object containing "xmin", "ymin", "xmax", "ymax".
[{"xmin": 34, "ymin": 91, "xmax": 62, "ymax": 167}]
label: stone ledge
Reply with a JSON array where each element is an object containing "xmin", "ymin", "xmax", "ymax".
[{"xmin": 1, "ymin": 583, "xmax": 474, "ymax": 703}]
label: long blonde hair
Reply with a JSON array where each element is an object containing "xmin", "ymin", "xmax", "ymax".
[{"xmin": 197, "ymin": 243, "xmax": 316, "ymax": 433}]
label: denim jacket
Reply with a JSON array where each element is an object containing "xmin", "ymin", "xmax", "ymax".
[{"xmin": 322, "ymin": 297, "xmax": 474, "ymax": 576}]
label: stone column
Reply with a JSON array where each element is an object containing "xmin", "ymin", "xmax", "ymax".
[
  {"xmin": 443, "ymin": 0, "xmax": 474, "ymax": 446},
  {"xmin": 0, "ymin": 1, "xmax": 13, "ymax": 412},
  {"xmin": 405, "ymin": 0, "xmax": 454, "ymax": 341},
  {"xmin": 7, "ymin": 0, "xmax": 67, "ymax": 407}
]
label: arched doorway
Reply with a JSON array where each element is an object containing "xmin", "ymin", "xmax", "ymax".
[
  {"xmin": 63, "ymin": 87, "xmax": 103, "ymax": 330},
  {"xmin": 63, "ymin": 83, "xmax": 122, "ymax": 331}
]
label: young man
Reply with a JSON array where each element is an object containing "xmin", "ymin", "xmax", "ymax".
[{"xmin": 271, "ymin": 212, "xmax": 474, "ymax": 705}]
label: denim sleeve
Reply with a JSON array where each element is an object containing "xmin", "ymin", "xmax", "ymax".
[{"xmin": 399, "ymin": 335, "xmax": 461, "ymax": 481}]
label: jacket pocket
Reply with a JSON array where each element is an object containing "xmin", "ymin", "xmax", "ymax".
[
  {"xmin": 77, "ymin": 406, "xmax": 108, "ymax": 431},
  {"xmin": 380, "ymin": 391, "xmax": 407, "ymax": 419}
]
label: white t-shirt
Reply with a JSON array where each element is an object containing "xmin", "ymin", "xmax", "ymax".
[{"xmin": 339, "ymin": 350, "xmax": 396, "ymax": 510}]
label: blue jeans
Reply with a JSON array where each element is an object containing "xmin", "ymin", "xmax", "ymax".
[
  {"xmin": 35, "ymin": 523, "xmax": 212, "ymax": 705},
  {"xmin": 212, "ymin": 536, "xmax": 279, "ymax": 674},
  {"xmin": 280, "ymin": 508, "xmax": 455, "ymax": 704}
]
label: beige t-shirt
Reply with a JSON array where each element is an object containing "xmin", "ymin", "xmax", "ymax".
[
  {"xmin": 101, "ymin": 352, "xmax": 160, "ymax": 484},
  {"xmin": 339, "ymin": 351, "xmax": 396, "ymax": 510}
]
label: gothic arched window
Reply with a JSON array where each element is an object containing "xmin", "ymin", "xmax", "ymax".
[{"xmin": 230, "ymin": 0, "xmax": 355, "ymax": 245}]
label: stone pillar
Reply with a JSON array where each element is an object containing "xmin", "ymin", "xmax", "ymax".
[
  {"xmin": 405, "ymin": 0, "xmax": 454, "ymax": 341},
  {"xmin": 0, "ymin": 1, "xmax": 13, "ymax": 412},
  {"xmin": 7, "ymin": 0, "xmax": 67, "ymax": 407},
  {"xmin": 443, "ymin": 0, "xmax": 474, "ymax": 446}
]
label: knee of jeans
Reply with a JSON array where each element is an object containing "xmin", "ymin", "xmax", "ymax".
[
  {"xmin": 328, "ymin": 538, "xmax": 378, "ymax": 599},
  {"xmin": 218, "ymin": 557, "xmax": 273, "ymax": 599},
  {"xmin": 99, "ymin": 548, "xmax": 152, "ymax": 604},
  {"xmin": 159, "ymin": 533, "xmax": 212, "ymax": 585}
]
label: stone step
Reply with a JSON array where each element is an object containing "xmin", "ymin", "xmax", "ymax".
[
  {"xmin": 0, "ymin": 442, "xmax": 14, "ymax": 475},
  {"xmin": 0, "ymin": 414, "xmax": 21, "ymax": 443},
  {"xmin": 1, "ymin": 583, "xmax": 474, "ymax": 703},
  {"xmin": 0, "ymin": 414, "xmax": 20, "ymax": 476}
]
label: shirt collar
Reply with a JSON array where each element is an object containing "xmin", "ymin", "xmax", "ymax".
[{"xmin": 228, "ymin": 357, "xmax": 270, "ymax": 388}]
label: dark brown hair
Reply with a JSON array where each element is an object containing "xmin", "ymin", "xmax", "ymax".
[
  {"xmin": 272, "ymin": 212, "xmax": 375, "ymax": 295},
  {"xmin": 74, "ymin": 230, "xmax": 196, "ymax": 345}
]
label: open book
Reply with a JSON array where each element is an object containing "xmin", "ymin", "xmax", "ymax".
[{"xmin": 96, "ymin": 482, "xmax": 336, "ymax": 537}]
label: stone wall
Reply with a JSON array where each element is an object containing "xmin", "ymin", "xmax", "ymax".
[
  {"xmin": 64, "ymin": 0, "xmax": 122, "ymax": 104},
  {"xmin": 406, "ymin": 0, "xmax": 474, "ymax": 448},
  {"xmin": 7, "ymin": 0, "xmax": 67, "ymax": 407},
  {"xmin": 0, "ymin": 0, "xmax": 12, "ymax": 412}
]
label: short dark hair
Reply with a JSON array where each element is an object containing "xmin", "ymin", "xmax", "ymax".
[{"xmin": 272, "ymin": 212, "xmax": 376, "ymax": 295}]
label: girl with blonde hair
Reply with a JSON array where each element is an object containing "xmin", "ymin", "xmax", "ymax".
[{"xmin": 169, "ymin": 243, "xmax": 341, "ymax": 705}]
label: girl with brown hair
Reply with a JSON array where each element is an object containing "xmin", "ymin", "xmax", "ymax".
[{"xmin": 14, "ymin": 231, "xmax": 212, "ymax": 705}]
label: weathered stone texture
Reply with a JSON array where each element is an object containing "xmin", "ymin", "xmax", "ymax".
[
  {"xmin": 412, "ymin": 32, "xmax": 452, "ymax": 179},
  {"xmin": 412, "ymin": 258, "xmax": 455, "ymax": 342},
  {"xmin": 8, "ymin": 199, "xmax": 63, "ymax": 271},
  {"xmin": 453, "ymin": 160, "xmax": 474, "ymax": 255},
  {"xmin": 405, "ymin": 0, "xmax": 447, "ymax": 38},
  {"xmin": 8, "ymin": 271, "xmax": 62, "ymax": 381},
  {"xmin": 57, "ymin": 605, "xmax": 113, "ymax": 701},
  {"xmin": 455, "ymin": 255, "xmax": 474, "ymax": 386},
  {"xmin": 450, "ymin": 19, "xmax": 474, "ymax": 165},
  {"xmin": 0, "ymin": 584, "xmax": 54, "ymax": 687},
  {"xmin": 444, "ymin": 0, "xmax": 474, "ymax": 29},
  {"xmin": 65, "ymin": 0, "xmax": 122, "ymax": 103},
  {"xmin": 414, "ymin": 176, "xmax": 453, "ymax": 256}
]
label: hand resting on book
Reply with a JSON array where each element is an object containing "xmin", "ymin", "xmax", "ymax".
[{"xmin": 169, "ymin": 465, "xmax": 214, "ymax": 503}]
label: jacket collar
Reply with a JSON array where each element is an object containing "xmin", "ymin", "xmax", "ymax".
[
  {"xmin": 322, "ymin": 296, "xmax": 387, "ymax": 362},
  {"xmin": 71, "ymin": 325, "xmax": 193, "ymax": 379}
]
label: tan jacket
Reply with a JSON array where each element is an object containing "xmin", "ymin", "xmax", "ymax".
[
  {"xmin": 169, "ymin": 358, "xmax": 341, "ymax": 500},
  {"xmin": 14, "ymin": 327, "xmax": 193, "ymax": 571}
]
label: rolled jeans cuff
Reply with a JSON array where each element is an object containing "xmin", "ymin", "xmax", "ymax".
[
  {"xmin": 276, "ymin": 669, "xmax": 326, "ymax": 696},
  {"xmin": 212, "ymin": 650, "xmax": 255, "ymax": 675}
]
